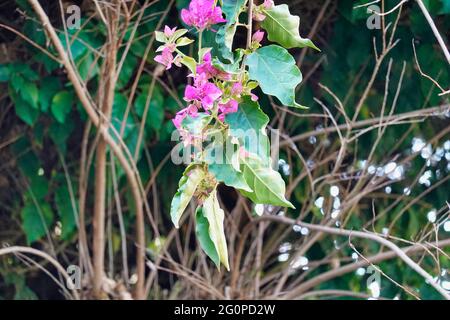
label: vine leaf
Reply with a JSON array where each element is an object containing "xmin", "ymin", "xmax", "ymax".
[
  {"xmin": 225, "ymin": 96, "xmax": 270, "ymax": 165},
  {"xmin": 246, "ymin": 45, "xmax": 303, "ymax": 107},
  {"xmin": 195, "ymin": 206, "xmax": 220, "ymax": 268},
  {"xmin": 222, "ymin": 0, "xmax": 247, "ymax": 25},
  {"xmin": 261, "ymin": 4, "xmax": 320, "ymax": 51},
  {"xmin": 216, "ymin": 25, "xmax": 237, "ymax": 62},
  {"xmin": 202, "ymin": 189, "xmax": 230, "ymax": 270},
  {"xmin": 21, "ymin": 201, "xmax": 54, "ymax": 244},
  {"xmin": 205, "ymin": 136, "xmax": 252, "ymax": 192},
  {"xmin": 170, "ymin": 166, "xmax": 205, "ymax": 228},
  {"xmin": 180, "ymin": 56, "xmax": 197, "ymax": 74},
  {"xmin": 51, "ymin": 91, "xmax": 73, "ymax": 123},
  {"xmin": 216, "ymin": 0, "xmax": 246, "ymax": 61},
  {"xmin": 239, "ymin": 154, "xmax": 295, "ymax": 209}
]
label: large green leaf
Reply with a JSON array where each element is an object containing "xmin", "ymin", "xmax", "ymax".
[
  {"xmin": 170, "ymin": 166, "xmax": 205, "ymax": 228},
  {"xmin": 195, "ymin": 206, "xmax": 220, "ymax": 268},
  {"xmin": 240, "ymin": 154, "xmax": 294, "ymax": 209},
  {"xmin": 51, "ymin": 91, "xmax": 73, "ymax": 123},
  {"xmin": 261, "ymin": 4, "xmax": 319, "ymax": 51},
  {"xmin": 246, "ymin": 45, "xmax": 303, "ymax": 107},
  {"xmin": 21, "ymin": 201, "xmax": 54, "ymax": 244},
  {"xmin": 205, "ymin": 136, "xmax": 252, "ymax": 192},
  {"xmin": 202, "ymin": 189, "xmax": 229, "ymax": 270},
  {"xmin": 225, "ymin": 96, "xmax": 270, "ymax": 164}
]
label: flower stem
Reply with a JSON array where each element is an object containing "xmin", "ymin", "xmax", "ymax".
[
  {"xmin": 198, "ymin": 30, "xmax": 203, "ymax": 60},
  {"xmin": 246, "ymin": 0, "xmax": 254, "ymax": 50}
]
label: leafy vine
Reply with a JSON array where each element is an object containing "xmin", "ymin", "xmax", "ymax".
[{"xmin": 154, "ymin": 0, "xmax": 318, "ymax": 270}]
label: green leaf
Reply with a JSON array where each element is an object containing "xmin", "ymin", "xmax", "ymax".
[
  {"xmin": 76, "ymin": 52, "xmax": 100, "ymax": 82},
  {"xmin": 205, "ymin": 136, "xmax": 253, "ymax": 192},
  {"xmin": 10, "ymin": 73, "xmax": 25, "ymax": 92},
  {"xmin": 261, "ymin": 4, "xmax": 319, "ymax": 51},
  {"xmin": 55, "ymin": 182, "xmax": 77, "ymax": 240},
  {"xmin": 38, "ymin": 77, "xmax": 61, "ymax": 112},
  {"xmin": 181, "ymin": 112, "xmax": 211, "ymax": 135},
  {"xmin": 225, "ymin": 96, "xmax": 270, "ymax": 164},
  {"xmin": 180, "ymin": 56, "xmax": 197, "ymax": 75},
  {"xmin": 215, "ymin": 25, "xmax": 237, "ymax": 62},
  {"xmin": 112, "ymin": 93, "xmax": 134, "ymax": 139},
  {"xmin": 170, "ymin": 166, "xmax": 205, "ymax": 228},
  {"xmin": 212, "ymin": 50, "xmax": 243, "ymax": 74},
  {"xmin": 202, "ymin": 189, "xmax": 229, "ymax": 270},
  {"xmin": 49, "ymin": 119, "xmax": 75, "ymax": 154},
  {"xmin": 13, "ymin": 94, "xmax": 39, "ymax": 126},
  {"xmin": 195, "ymin": 206, "xmax": 220, "ymax": 268},
  {"xmin": 155, "ymin": 31, "xmax": 166, "ymax": 43},
  {"xmin": 135, "ymin": 84, "xmax": 165, "ymax": 132},
  {"xmin": 176, "ymin": 37, "xmax": 195, "ymax": 46},
  {"xmin": 21, "ymin": 202, "xmax": 54, "ymax": 244},
  {"xmin": 117, "ymin": 54, "xmax": 137, "ymax": 89},
  {"xmin": 240, "ymin": 154, "xmax": 294, "ymax": 209},
  {"xmin": 20, "ymin": 81, "xmax": 39, "ymax": 109},
  {"xmin": 28, "ymin": 174, "xmax": 49, "ymax": 200},
  {"xmin": 215, "ymin": 0, "xmax": 246, "ymax": 61},
  {"xmin": 51, "ymin": 91, "xmax": 73, "ymax": 123},
  {"xmin": 222, "ymin": 0, "xmax": 247, "ymax": 25},
  {"xmin": 0, "ymin": 64, "xmax": 10, "ymax": 82},
  {"xmin": 246, "ymin": 45, "xmax": 303, "ymax": 107}
]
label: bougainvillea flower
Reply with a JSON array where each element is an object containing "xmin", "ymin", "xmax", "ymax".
[
  {"xmin": 181, "ymin": 0, "xmax": 226, "ymax": 30},
  {"xmin": 172, "ymin": 104, "xmax": 199, "ymax": 129},
  {"xmin": 164, "ymin": 25, "xmax": 177, "ymax": 37},
  {"xmin": 231, "ymin": 82, "xmax": 243, "ymax": 96},
  {"xmin": 252, "ymin": 30, "xmax": 265, "ymax": 44},
  {"xmin": 154, "ymin": 47, "xmax": 179, "ymax": 70},
  {"xmin": 196, "ymin": 51, "xmax": 231, "ymax": 80},
  {"xmin": 184, "ymin": 73, "xmax": 223, "ymax": 110},
  {"xmin": 250, "ymin": 93, "xmax": 259, "ymax": 101},
  {"xmin": 219, "ymin": 99, "xmax": 238, "ymax": 115},
  {"xmin": 253, "ymin": 11, "xmax": 266, "ymax": 22},
  {"xmin": 218, "ymin": 99, "xmax": 238, "ymax": 121},
  {"xmin": 173, "ymin": 109, "xmax": 187, "ymax": 129},
  {"xmin": 263, "ymin": 0, "xmax": 274, "ymax": 9}
]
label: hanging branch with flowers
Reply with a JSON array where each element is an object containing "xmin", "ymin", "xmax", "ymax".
[{"xmin": 154, "ymin": 0, "xmax": 319, "ymax": 270}]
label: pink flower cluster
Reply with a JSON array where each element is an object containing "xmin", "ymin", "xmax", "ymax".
[
  {"xmin": 154, "ymin": 26, "xmax": 180, "ymax": 70},
  {"xmin": 173, "ymin": 51, "xmax": 239, "ymax": 129},
  {"xmin": 181, "ymin": 0, "xmax": 226, "ymax": 31}
]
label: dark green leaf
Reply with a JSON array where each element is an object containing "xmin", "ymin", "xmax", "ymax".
[
  {"xmin": 21, "ymin": 202, "xmax": 54, "ymax": 244},
  {"xmin": 51, "ymin": 91, "xmax": 73, "ymax": 123},
  {"xmin": 195, "ymin": 206, "xmax": 220, "ymax": 268}
]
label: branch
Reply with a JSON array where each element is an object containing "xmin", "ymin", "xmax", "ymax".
[
  {"xmin": 27, "ymin": 0, "xmax": 146, "ymax": 299},
  {"xmin": 0, "ymin": 246, "xmax": 80, "ymax": 300},
  {"xmin": 415, "ymin": 0, "xmax": 450, "ymax": 64},
  {"xmin": 262, "ymin": 215, "xmax": 450, "ymax": 300}
]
